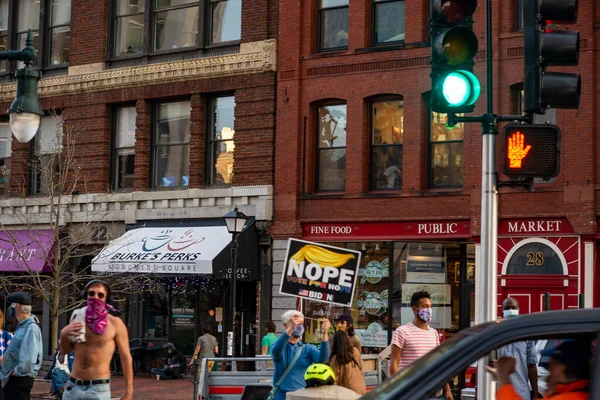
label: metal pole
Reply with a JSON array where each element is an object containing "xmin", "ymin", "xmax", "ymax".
[
  {"xmin": 544, "ymin": 292, "xmax": 550, "ymax": 311},
  {"xmin": 475, "ymin": 0, "xmax": 498, "ymax": 396},
  {"xmin": 579, "ymin": 294, "xmax": 585, "ymax": 309},
  {"xmin": 227, "ymin": 233, "xmax": 239, "ymax": 357}
]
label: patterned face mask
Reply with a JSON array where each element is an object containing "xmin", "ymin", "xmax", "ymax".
[
  {"xmin": 418, "ymin": 308, "xmax": 433, "ymax": 323},
  {"xmin": 85, "ymin": 297, "xmax": 116, "ymax": 335}
]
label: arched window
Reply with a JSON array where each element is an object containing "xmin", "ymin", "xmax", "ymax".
[
  {"xmin": 370, "ymin": 97, "xmax": 403, "ymax": 190},
  {"xmin": 316, "ymin": 103, "xmax": 347, "ymax": 191}
]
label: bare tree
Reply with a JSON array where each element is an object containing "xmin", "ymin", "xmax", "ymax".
[{"xmin": 0, "ymin": 112, "xmax": 157, "ymax": 349}]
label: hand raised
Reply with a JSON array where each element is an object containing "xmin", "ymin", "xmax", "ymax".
[
  {"xmin": 507, "ymin": 131, "xmax": 532, "ymax": 168},
  {"xmin": 61, "ymin": 322, "xmax": 84, "ymax": 337},
  {"xmin": 320, "ymin": 319, "xmax": 331, "ymax": 333}
]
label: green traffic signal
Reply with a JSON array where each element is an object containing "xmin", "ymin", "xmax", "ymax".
[
  {"xmin": 430, "ymin": 0, "xmax": 480, "ymax": 113},
  {"xmin": 442, "ymin": 71, "xmax": 481, "ymax": 107}
]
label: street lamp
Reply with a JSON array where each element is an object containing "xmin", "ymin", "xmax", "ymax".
[
  {"xmin": 0, "ymin": 30, "xmax": 43, "ymax": 143},
  {"xmin": 223, "ymin": 207, "xmax": 247, "ymax": 357}
]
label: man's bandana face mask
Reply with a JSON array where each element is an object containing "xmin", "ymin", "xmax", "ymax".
[
  {"xmin": 86, "ymin": 297, "xmax": 115, "ymax": 335},
  {"xmin": 418, "ymin": 308, "xmax": 433, "ymax": 323}
]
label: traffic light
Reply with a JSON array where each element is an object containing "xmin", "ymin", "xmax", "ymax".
[
  {"xmin": 501, "ymin": 124, "xmax": 561, "ymax": 178},
  {"xmin": 430, "ymin": 0, "xmax": 480, "ymax": 113},
  {"xmin": 523, "ymin": 0, "xmax": 580, "ymax": 113}
]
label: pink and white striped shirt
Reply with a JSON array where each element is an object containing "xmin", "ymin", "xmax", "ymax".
[{"xmin": 391, "ymin": 322, "xmax": 440, "ymax": 371}]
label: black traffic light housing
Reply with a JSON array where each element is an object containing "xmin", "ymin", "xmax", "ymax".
[
  {"xmin": 523, "ymin": 0, "xmax": 580, "ymax": 113},
  {"xmin": 430, "ymin": 0, "xmax": 480, "ymax": 113},
  {"xmin": 502, "ymin": 123, "xmax": 561, "ymax": 179}
]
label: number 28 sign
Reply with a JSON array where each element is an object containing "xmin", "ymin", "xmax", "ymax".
[{"xmin": 501, "ymin": 124, "xmax": 561, "ymax": 179}]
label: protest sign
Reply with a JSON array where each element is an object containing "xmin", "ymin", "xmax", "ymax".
[{"xmin": 279, "ymin": 239, "xmax": 361, "ymax": 307}]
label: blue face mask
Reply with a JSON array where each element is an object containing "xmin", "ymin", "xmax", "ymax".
[
  {"xmin": 8, "ymin": 307, "xmax": 16, "ymax": 318},
  {"xmin": 503, "ymin": 309, "xmax": 519, "ymax": 318},
  {"xmin": 292, "ymin": 324, "xmax": 305, "ymax": 338}
]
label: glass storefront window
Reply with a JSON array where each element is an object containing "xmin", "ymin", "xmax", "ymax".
[
  {"xmin": 302, "ymin": 241, "xmax": 476, "ymax": 351},
  {"xmin": 170, "ymin": 284, "xmax": 197, "ymax": 354},
  {"xmin": 143, "ymin": 291, "xmax": 168, "ymax": 339}
]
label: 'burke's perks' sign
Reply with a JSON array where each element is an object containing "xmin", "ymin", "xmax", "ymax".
[{"xmin": 279, "ymin": 239, "xmax": 361, "ymax": 307}]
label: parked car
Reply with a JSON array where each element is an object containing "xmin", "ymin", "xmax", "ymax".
[
  {"xmin": 460, "ymin": 339, "xmax": 559, "ymax": 399},
  {"xmin": 360, "ymin": 309, "xmax": 600, "ymax": 400}
]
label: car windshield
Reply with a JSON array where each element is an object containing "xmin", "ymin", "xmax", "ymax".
[{"xmin": 365, "ymin": 321, "xmax": 498, "ymax": 398}]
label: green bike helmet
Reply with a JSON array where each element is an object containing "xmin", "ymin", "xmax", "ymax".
[{"xmin": 304, "ymin": 363, "xmax": 336, "ymax": 387}]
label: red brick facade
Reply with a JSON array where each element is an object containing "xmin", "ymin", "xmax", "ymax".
[
  {"xmin": 2, "ymin": 0, "xmax": 278, "ymax": 196},
  {"xmin": 272, "ymin": 0, "xmax": 600, "ymax": 239}
]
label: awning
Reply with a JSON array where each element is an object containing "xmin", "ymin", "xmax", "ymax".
[
  {"xmin": 91, "ymin": 226, "xmax": 236, "ymax": 275},
  {"xmin": 0, "ymin": 229, "xmax": 54, "ymax": 272}
]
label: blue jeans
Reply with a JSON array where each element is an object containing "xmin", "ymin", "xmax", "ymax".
[{"xmin": 62, "ymin": 380, "xmax": 111, "ymax": 400}]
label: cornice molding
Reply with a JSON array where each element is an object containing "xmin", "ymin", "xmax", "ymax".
[{"xmin": 0, "ymin": 39, "xmax": 277, "ymax": 101}]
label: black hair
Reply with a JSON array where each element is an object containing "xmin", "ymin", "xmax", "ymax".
[
  {"xmin": 203, "ymin": 324, "xmax": 212, "ymax": 334},
  {"xmin": 410, "ymin": 291, "xmax": 431, "ymax": 308},
  {"xmin": 265, "ymin": 321, "xmax": 276, "ymax": 333}
]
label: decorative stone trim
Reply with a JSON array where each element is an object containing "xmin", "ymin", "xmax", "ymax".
[
  {"xmin": 0, "ymin": 39, "xmax": 277, "ymax": 101},
  {"xmin": 0, "ymin": 185, "xmax": 273, "ymax": 227}
]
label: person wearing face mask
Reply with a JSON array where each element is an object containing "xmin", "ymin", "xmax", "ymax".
[
  {"xmin": 151, "ymin": 343, "xmax": 187, "ymax": 380},
  {"xmin": 59, "ymin": 280, "xmax": 133, "ymax": 400},
  {"xmin": 496, "ymin": 297, "xmax": 539, "ymax": 400},
  {"xmin": 0, "ymin": 291, "xmax": 43, "ymax": 400},
  {"xmin": 489, "ymin": 339, "xmax": 590, "ymax": 400},
  {"xmin": 269, "ymin": 310, "xmax": 331, "ymax": 400},
  {"xmin": 0, "ymin": 309, "xmax": 13, "ymax": 400},
  {"xmin": 331, "ymin": 313, "xmax": 361, "ymax": 354},
  {"xmin": 390, "ymin": 291, "xmax": 453, "ymax": 400}
]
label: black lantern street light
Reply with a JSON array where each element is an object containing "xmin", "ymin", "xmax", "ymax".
[
  {"xmin": 0, "ymin": 30, "xmax": 43, "ymax": 143},
  {"xmin": 223, "ymin": 207, "xmax": 247, "ymax": 357}
]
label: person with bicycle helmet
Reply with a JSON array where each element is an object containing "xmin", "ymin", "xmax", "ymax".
[{"xmin": 304, "ymin": 364, "xmax": 336, "ymax": 387}]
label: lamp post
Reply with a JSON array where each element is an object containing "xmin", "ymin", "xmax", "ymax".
[
  {"xmin": 223, "ymin": 207, "xmax": 247, "ymax": 357},
  {"xmin": 0, "ymin": 30, "xmax": 43, "ymax": 143}
]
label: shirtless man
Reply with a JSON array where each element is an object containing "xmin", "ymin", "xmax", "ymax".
[{"xmin": 59, "ymin": 280, "xmax": 133, "ymax": 400}]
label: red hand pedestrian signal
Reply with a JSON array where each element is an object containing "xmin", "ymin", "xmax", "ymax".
[
  {"xmin": 507, "ymin": 131, "xmax": 532, "ymax": 168},
  {"xmin": 501, "ymin": 124, "xmax": 561, "ymax": 179}
]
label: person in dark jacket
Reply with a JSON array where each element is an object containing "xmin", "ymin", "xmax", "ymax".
[{"xmin": 151, "ymin": 343, "xmax": 187, "ymax": 380}]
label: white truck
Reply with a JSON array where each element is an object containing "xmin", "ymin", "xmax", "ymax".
[{"xmin": 194, "ymin": 354, "xmax": 386, "ymax": 400}]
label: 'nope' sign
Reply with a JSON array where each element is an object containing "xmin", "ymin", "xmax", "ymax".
[{"xmin": 279, "ymin": 239, "xmax": 361, "ymax": 307}]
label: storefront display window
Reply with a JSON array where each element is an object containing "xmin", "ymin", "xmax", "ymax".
[
  {"xmin": 303, "ymin": 242, "xmax": 390, "ymax": 353},
  {"xmin": 302, "ymin": 241, "xmax": 476, "ymax": 350},
  {"xmin": 144, "ymin": 291, "xmax": 168, "ymax": 339}
]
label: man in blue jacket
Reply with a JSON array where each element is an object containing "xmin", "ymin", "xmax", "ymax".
[
  {"xmin": 270, "ymin": 310, "xmax": 331, "ymax": 400},
  {"xmin": 1, "ymin": 292, "xmax": 43, "ymax": 400}
]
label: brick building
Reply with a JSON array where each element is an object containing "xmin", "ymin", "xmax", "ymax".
[
  {"xmin": 270, "ymin": 0, "xmax": 600, "ymax": 352},
  {"xmin": 0, "ymin": 0, "xmax": 276, "ymax": 356}
]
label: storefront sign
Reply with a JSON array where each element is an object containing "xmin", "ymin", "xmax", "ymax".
[
  {"xmin": 357, "ymin": 290, "xmax": 388, "ymax": 316},
  {"xmin": 91, "ymin": 226, "xmax": 232, "ymax": 275},
  {"xmin": 0, "ymin": 229, "xmax": 54, "ymax": 272},
  {"xmin": 279, "ymin": 239, "xmax": 361, "ymax": 307},
  {"xmin": 499, "ymin": 218, "xmax": 573, "ymax": 236},
  {"xmin": 355, "ymin": 323, "xmax": 388, "ymax": 348},
  {"xmin": 172, "ymin": 307, "xmax": 195, "ymax": 327},
  {"xmin": 406, "ymin": 260, "xmax": 446, "ymax": 284},
  {"xmin": 302, "ymin": 221, "xmax": 470, "ymax": 241},
  {"xmin": 359, "ymin": 259, "xmax": 389, "ymax": 284},
  {"xmin": 402, "ymin": 284, "xmax": 451, "ymax": 305}
]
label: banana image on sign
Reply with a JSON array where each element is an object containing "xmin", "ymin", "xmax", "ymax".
[{"xmin": 280, "ymin": 239, "xmax": 361, "ymax": 307}]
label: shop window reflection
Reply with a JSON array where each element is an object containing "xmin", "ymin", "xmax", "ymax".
[{"xmin": 144, "ymin": 291, "xmax": 168, "ymax": 339}]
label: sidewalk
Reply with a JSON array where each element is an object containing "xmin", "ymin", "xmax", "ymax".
[{"xmin": 32, "ymin": 375, "xmax": 196, "ymax": 399}]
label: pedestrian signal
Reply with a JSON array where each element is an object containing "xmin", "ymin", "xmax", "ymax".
[{"xmin": 501, "ymin": 124, "xmax": 561, "ymax": 179}]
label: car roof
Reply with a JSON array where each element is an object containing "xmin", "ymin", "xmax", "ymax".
[{"xmin": 364, "ymin": 309, "xmax": 600, "ymax": 400}]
